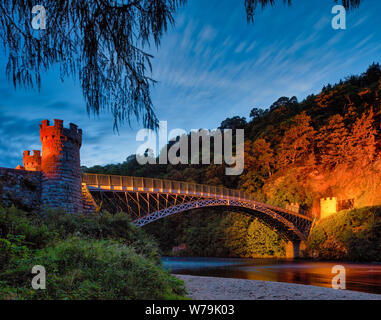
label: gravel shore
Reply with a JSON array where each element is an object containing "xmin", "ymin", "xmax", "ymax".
[{"xmin": 175, "ymin": 275, "xmax": 381, "ymax": 300}]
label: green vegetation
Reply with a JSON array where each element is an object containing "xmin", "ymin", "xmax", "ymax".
[
  {"xmin": 306, "ymin": 206, "xmax": 381, "ymax": 261},
  {"xmin": 144, "ymin": 210, "xmax": 286, "ymax": 258},
  {"xmin": 0, "ymin": 207, "xmax": 186, "ymax": 300}
]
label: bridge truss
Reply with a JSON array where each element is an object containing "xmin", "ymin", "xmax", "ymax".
[{"xmin": 82, "ymin": 173, "xmax": 313, "ymax": 241}]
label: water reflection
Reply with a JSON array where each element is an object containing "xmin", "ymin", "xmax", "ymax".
[{"xmin": 162, "ymin": 257, "xmax": 381, "ymax": 294}]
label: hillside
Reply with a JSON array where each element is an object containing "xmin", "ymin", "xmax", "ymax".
[{"xmin": 84, "ymin": 63, "xmax": 381, "ymax": 217}]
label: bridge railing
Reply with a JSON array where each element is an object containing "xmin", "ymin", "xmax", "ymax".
[
  {"xmin": 82, "ymin": 173, "xmax": 312, "ymax": 218},
  {"xmin": 82, "ymin": 173, "xmax": 251, "ymax": 201}
]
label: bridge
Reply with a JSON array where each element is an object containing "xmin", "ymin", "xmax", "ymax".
[
  {"xmin": 82, "ymin": 173, "xmax": 314, "ymax": 258},
  {"xmin": 10, "ymin": 119, "xmax": 313, "ymax": 258}
]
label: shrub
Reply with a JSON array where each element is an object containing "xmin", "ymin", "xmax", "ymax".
[
  {"xmin": 0, "ymin": 207, "xmax": 186, "ymax": 300},
  {"xmin": 0, "ymin": 238, "xmax": 185, "ymax": 300},
  {"xmin": 0, "ymin": 207, "xmax": 161, "ymax": 263},
  {"xmin": 306, "ymin": 206, "xmax": 381, "ymax": 261},
  {"xmin": 43, "ymin": 211, "xmax": 161, "ymax": 263},
  {"xmin": 0, "ymin": 206, "xmax": 56, "ymax": 250}
]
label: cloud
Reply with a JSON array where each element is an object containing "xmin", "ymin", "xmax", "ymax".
[
  {"xmin": 199, "ymin": 26, "xmax": 217, "ymax": 42},
  {"xmin": 235, "ymin": 41, "xmax": 248, "ymax": 53},
  {"xmin": 0, "ymin": 112, "xmax": 42, "ymax": 167}
]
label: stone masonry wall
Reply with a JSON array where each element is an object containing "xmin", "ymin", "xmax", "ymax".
[
  {"xmin": 40, "ymin": 119, "xmax": 83, "ymax": 214},
  {"xmin": 0, "ymin": 168, "xmax": 41, "ymax": 211}
]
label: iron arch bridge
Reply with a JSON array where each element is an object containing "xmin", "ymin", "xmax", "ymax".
[{"xmin": 82, "ymin": 173, "xmax": 313, "ymax": 242}]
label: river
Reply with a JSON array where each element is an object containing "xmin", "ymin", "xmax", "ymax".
[{"xmin": 162, "ymin": 257, "xmax": 381, "ymax": 294}]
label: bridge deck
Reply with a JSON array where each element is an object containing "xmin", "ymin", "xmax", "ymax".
[{"xmin": 82, "ymin": 173, "xmax": 313, "ymax": 222}]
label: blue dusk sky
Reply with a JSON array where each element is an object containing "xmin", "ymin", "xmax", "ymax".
[{"xmin": 0, "ymin": 0, "xmax": 381, "ymax": 168}]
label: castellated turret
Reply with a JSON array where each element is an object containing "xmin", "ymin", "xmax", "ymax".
[
  {"xmin": 39, "ymin": 119, "xmax": 83, "ymax": 213},
  {"xmin": 320, "ymin": 197, "xmax": 337, "ymax": 219},
  {"xmin": 23, "ymin": 150, "xmax": 41, "ymax": 171}
]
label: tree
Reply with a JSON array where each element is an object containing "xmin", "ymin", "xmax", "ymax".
[
  {"xmin": 246, "ymin": 219, "xmax": 285, "ymax": 257},
  {"xmin": 347, "ymin": 109, "xmax": 377, "ymax": 166},
  {"xmin": 361, "ymin": 63, "xmax": 381, "ymax": 87},
  {"xmin": 245, "ymin": 139, "xmax": 274, "ymax": 177},
  {"xmin": 317, "ymin": 114, "xmax": 349, "ymax": 169},
  {"xmin": 249, "ymin": 107, "xmax": 265, "ymax": 121},
  {"xmin": 244, "ymin": 0, "xmax": 360, "ymax": 22},
  {"xmin": 270, "ymin": 175, "xmax": 313, "ymax": 208},
  {"xmin": 224, "ymin": 213, "xmax": 252, "ymax": 257},
  {"xmin": 240, "ymin": 139, "xmax": 274, "ymax": 197},
  {"xmin": 277, "ymin": 112, "xmax": 316, "ymax": 167},
  {"xmin": 269, "ymin": 96, "xmax": 297, "ymax": 111},
  {"xmin": 219, "ymin": 116, "xmax": 247, "ymax": 130},
  {"xmin": 0, "ymin": 1, "xmax": 362, "ymax": 129},
  {"xmin": 0, "ymin": 0, "xmax": 185, "ymax": 129}
]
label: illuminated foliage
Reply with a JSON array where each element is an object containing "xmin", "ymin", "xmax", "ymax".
[
  {"xmin": 317, "ymin": 114, "xmax": 349, "ymax": 169},
  {"xmin": 347, "ymin": 110, "xmax": 377, "ymax": 166},
  {"xmin": 277, "ymin": 112, "xmax": 316, "ymax": 167}
]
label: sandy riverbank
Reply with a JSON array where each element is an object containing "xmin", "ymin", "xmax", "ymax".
[{"xmin": 175, "ymin": 275, "xmax": 381, "ymax": 300}]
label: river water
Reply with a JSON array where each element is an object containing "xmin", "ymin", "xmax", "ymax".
[{"xmin": 162, "ymin": 257, "xmax": 381, "ymax": 294}]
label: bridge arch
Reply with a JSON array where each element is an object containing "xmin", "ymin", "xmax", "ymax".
[
  {"xmin": 133, "ymin": 199, "xmax": 307, "ymax": 242},
  {"xmin": 82, "ymin": 173, "xmax": 313, "ymax": 257}
]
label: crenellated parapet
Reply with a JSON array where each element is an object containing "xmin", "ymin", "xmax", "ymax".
[
  {"xmin": 23, "ymin": 150, "xmax": 41, "ymax": 171},
  {"xmin": 40, "ymin": 119, "xmax": 82, "ymax": 148}
]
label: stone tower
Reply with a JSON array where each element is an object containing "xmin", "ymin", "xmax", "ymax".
[
  {"xmin": 23, "ymin": 150, "xmax": 41, "ymax": 171},
  {"xmin": 40, "ymin": 119, "xmax": 83, "ymax": 213},
  {"xmin": 320, "ymin": 197, "xmax": 337, "ymax": 219}
]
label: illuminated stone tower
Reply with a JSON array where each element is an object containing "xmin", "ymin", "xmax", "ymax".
[
  {"xmin": 23, "ymin": 150, "xmax": 41, "ymax": 171},
  {"xmin": 320, "ymin": 197, "xmax": 337, "ymax": 219},
  {"xmin": 40, "ymin": 119, "xmax": 83, "ymax": 213}
]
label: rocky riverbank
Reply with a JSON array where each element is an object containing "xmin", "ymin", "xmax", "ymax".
[{"xmin": 175, "ymin": 275, "xmax": 381, "ymax": 300}]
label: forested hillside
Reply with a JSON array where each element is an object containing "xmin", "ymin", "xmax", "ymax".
[
  {"xmin": 85, "ymin": 63, "xmax": 381, "ymax": 213},
  {"xmin": 84, "ymin": 63, "xmax": 381, "ymax": 257}
]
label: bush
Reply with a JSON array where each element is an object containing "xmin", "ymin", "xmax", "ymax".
[
  {"xmin": 0, "ymin": 207, "xmax": 186, "ymax": 300},
  {"xmin": 0, "ymin": 206, "xmax": 56, "ymax": 250},
  {"xmin": 306, "ymin": 206, "xmax": 381, "ymax": 261},
  {"xmin": 43, "ymin": 210, "xmax": 161, "ymax": 263},
  {"xmin": 0, "ymin": 207, "xmax": 161, "ymax": 263},
  {"xmin": 0, "ymin": 238, "xmax": 185, "ymax": 300}
]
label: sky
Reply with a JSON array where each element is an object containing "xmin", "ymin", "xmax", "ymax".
[{"xmin": 0, "ymin": 0, "xmax": 381, "ymax": 168}]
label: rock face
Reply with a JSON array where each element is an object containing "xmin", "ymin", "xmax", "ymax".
[{"xmin": 0, "ymin": 119, "xmax": 85, "ymax": 214}]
